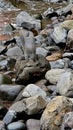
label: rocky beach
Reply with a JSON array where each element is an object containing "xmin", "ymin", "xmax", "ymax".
[{"xmin": 0, "ymin": 0, "xmax": 73, "ymax": 130}]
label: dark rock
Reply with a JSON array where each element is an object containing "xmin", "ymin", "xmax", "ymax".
[{"xmin": 15, "ymin": 55, "xmax": 51, "ymax": 84}]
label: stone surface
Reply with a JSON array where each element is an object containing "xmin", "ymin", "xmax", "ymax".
[
  {"xmin": 0, "ymin": 84, "xmax": 24, "ymax": 101},
  {"xmin": 61, "ymin": 20, "xmax": 73, "ymax": 30},
  {"xmin": 22, "ymin": 84, "xmax": 46, "ymax": 98},
  {"xmin": 45, "ymin": 69, "xmax": 66, "ymax": 84},
  {"xmin": 66, "ymin": 29, "xmax": 73, "ymax": 51},
  {"xmin": 0, "ymin": 120, "xmax": 6, "ymax": 130},
  {"xmin": 36, "ymin": 47, "xmax": 49, "ymax": 57},
  {"xmin": 57, "ymin": 71, "xmax": 73, "ymax": 97},
  {"xmin": 7, "ymin": 121, "xmax": 25, "ymax": 130},
  {"xmin": 24, "ymin": 95, "xmax": 46, "ymax": 115},
  {"xmin": 50, "ymin": 26, "xmax": 67, "ymax": 44},
  {"xmin": 26, "ymin": 119, "xmax": 40, "ymax": 130},
  {"xmin": 15, "ymin": 56, "xmax": 51, "ymax": 84},
  {"xmin": 61, "ymin": 112, "xmax": 73, "ymax": 130},
  {"xmin": 3, "ymin": 110, "xmax": 17, "ymax": 125},
  {"xmin": 16, "ymin": 11, "xmax": 41, "ymax": 31},
  {"xmin": 40, "ymin": 96, "xmax": 73, "ymax": 130}
]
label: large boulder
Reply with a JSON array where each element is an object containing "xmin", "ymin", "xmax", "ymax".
[
  {"xmin": 40, "ymin": 96, "xmax": 73, "ymax": 130},
  {"xmin": 57, "ymin": 71, "xmax": 73, "ymax": 97},
  {"xmin": 15, "ymin": 56, "xmax": 51, "ymax": 84}
]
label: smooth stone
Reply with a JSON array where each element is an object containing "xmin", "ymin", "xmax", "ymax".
[
  {"xmin": 36, "ymin": 47, "xmax": 49, "ymax": 57},
  {"xmin": 3, "ymin": 110, "xmax": 17, "ymax": 125},
  {"xmin": 22, "ymin": 84, "xmax": 47, "ymax": 98},
  {"xmin": 50, "ymin": 59, "xmax": 65, "ymax": 69},
  {"xmin": 7, "ymin": 121, "xmax": 25, "ymax": 130},
  {"xmin": 0, "ymin": 84, "xmax": 24, "ymax": 101},
  {"xmin": 61, "ymin": 20, "xmax": 73, "ymax": 30},
  {"xmin": 45, "ymin": 69, "xmax": 66, "ymax": 84}
]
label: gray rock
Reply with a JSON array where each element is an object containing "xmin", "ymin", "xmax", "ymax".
[
  {"xmin": 50, "ymin": 26, "xmax": 67, "ymax": 44},
  {"xmin": 7, "ymin": 121, "xmax": 25, "ymax": 130},
  {"xmin": 40, "ymin": 96, "xmax": 73, "ymax": 130},
  {"xmin": 63, "ymin": 52, "xmax": 73, "ymax": 58},
  {"xmin": 6, "ymin": 46, "xmax": 23, "ymax": 57},
  {"xmin": 66, "ymin": 29, "xmax": 73, "ymax": 51},
  {"xmin": 22, "ymin": 84, "xmax": 46, "ymax": 98},
  {"xmin": 3, "ymin": 110, "xmax": 17, "ymax": 125},
  {"xmin": 57, "ymin": 71, "xmax": 73, "ymax": 97},
  {"xmin": 45, "ymin": 69, "xmax": 66, "ymax": 84},
  {"xmin": 36, "ymin": 47, "xmax": 49, "ymax": 57},
  {"xmin": 15, "ymin": 56, "xmax": 51, "ymax": 84},
  {"xmin": 50, "ymin": 59, "xmax": 65, "ymax": 69},
  {"xmin": 26, "ymin": 119, "xmax": 40, "ymax": 130},
  {"xmin": 16, "ymin": 11, "xmax": 41, "ymax": 31},
  {"xmin": 61, "ymin": 112, "xmax": 73, "ymax": 130},
  {"xmin": 0, "ymin": 84, "xmax": 24, "ymax": 101}
]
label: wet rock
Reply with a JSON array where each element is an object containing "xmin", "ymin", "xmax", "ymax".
[
  {"xmin": 26, "ymin": 119, "xmax": 40, "ymax": 130},
  {"xmin": 50, "ymin": 26, "xmax": 67, "ymax": 44},
  {"xmin": 45, "ymin": 69, "xmax": 66, "ymax": 84},
  {"xmin": 0, "ymin": 120, "xmax": 6, "ymax": 130},
  {"xmin": 0, "ymin": 74, "xmax": 12, "ymax": 84},
  {"xmin": 22, "ymin": 84, "xmax": 46, "ymax": 98},
  {"xmin": 3, "ymin": 110, "xmax": 17, "ymax": 125},
  {"xmin": 61, "ymin": 112, "xmax": 73, "ymax": 130},
  {"xmin": 24, "ymin": 95, "xmax": 46, "ymax": 115},
  {"xmin": 66, "ymin": 29, "xmax": 73, "ymax": 51},
  {"xmin": 40, "ymin": 96, "xmax": 73, "ymax": 130},
  {"xmin": 0, "ymin": 84, "xmax": 24, "ymax": 101},
  {"xmin": 36, "ymin": 47, "xmax": 49, "ymax": 57},
  {"xmin": 57, "ymin": 71, "xmax": 73, "ymax": 97},
  {"xmin": 7, "ymin": 121, "xmax": 25, "ymax": 130},
  {"xmin": 15, "ymin": 55, "xmax": 51, "ymax": 84},
  {"xmin": 6, "ymin": 46, "xmax": 23, "ymax": 57},
  {"xmin": 61, "ymin": 20, "xmax": 73, "ymax": 30},
  {"xmin": 16, "ymin": 11, "xmax": 41, "ymax": 31}
]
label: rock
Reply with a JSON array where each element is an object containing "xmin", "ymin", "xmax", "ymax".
[
  {"xmin": 3, "ymin": 110, "xmax": 17, "ymax": 125},
  {"xmin": 57, "ymin": 71, "xmax": 73, "ymax": 97},
  {"xmin": 0, "ymin": 120, "xmax": 6, "ymax": 130},
  {"xmin": 26, "ymin": 119, "xmax": 40, "ymax": 130},
  {"xmin": 36, "ymin": 47, "xmax": 49, "ymax": 57},
  {"xmin": 16, "ymin": 11, "xmax": 41, "ymax": 31},
  {"xmin": 50, "ymin": 26, "xmax": 67, "ymax": 44},
  {"xmin": 69, "ymin": 60, "xmax": 73, "ymax": 69},
  {"xmin": 6, "ymin": 46, "xmax": 23, "ymax": 57},
  {"xmin": 56, "ymin": 4, "xmax": 73, "ymax": 16},
  {"xmin": 0, "ymin": 84, "xmax": 24, "ymax": 101},
  {"xmin": 61, "ymin": 112, "xmax": 73, "ymax": 130},
  {"xmin": 0, "ymin": 74, "xmax": 12, "ymax": 84},
  {"xmin": 22, "ymin": 84, "xmax": 47, "ymax": 98},
  {"xmin": 46, "ymin": 52, "xmax": 62, "ymax": 61},
  {"xmin": 0, "ymin": 46, "xmax": 7, "ymax": 55},
  {"xmin": 50, "ymin": 59, "xmax": 65, "ymax": 69},
  {"xmin": 15, "ymin": 56, "xmax": 51, "ymax": 84},
  {"xmin": 45, "ymin": 69, "xmax": 66, "ymax": 84},
  {"xmin": 66, "ymin": 29, "xmax": 73, "ymax": 51},
  {"xmin": 63, "ymin": 52, "xmax": 73, "ymax": 58},
  {"xmin": 9, "ymin": 100, "xmax": 26, "ymax": 113},
  {"xmin": 0, "ymin": 102, "xmax": 7, "ymax": 120},
  {"xmin": 24, "ymin": 95, "xmax": 46, "ymax": 115},
  {"xmin": 43, "ymin": 7, "xmax": 56, "ymax": 18},
  {"xmin": 40, "ymin": 96, "xmax": 73, "ymax": 130},
  {"xmin": 45, "ymin": 46, "xmax": 60, "ymax": 53},
  {"xmin": 7, "ymin": 121, "xmax": 25, "ymax": 130},
  {"xmin": 61, "ymin": 20, "xmax": 73, "ymax": 30}
]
